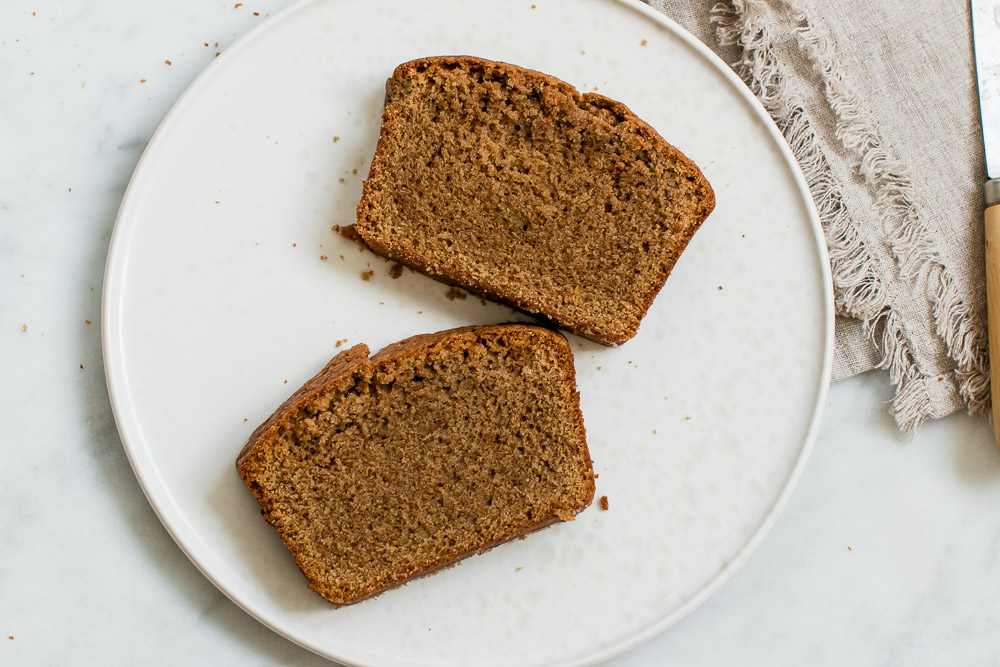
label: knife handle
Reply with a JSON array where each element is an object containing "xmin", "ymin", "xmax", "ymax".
[{"xmin": 986, "ymin": 201, "xmax": 1000, "ymax": 449}]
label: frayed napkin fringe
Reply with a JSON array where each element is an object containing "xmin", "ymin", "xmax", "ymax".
[{"xmin": 710, "ymin": 0, "xmax": 989, "ymax": 429}]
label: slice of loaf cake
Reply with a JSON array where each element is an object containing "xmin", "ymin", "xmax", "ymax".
[
  {"xmin": 237, "ymin": 324, "xmax": 595, "ymax": 605},
  {"xmin": 342, "ymin": 56, "xmax": 715, "ymax": 346}
]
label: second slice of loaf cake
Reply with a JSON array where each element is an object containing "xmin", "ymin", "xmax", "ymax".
[
  {"xmin": 237, "ymin": 324, "xmax": 595, "ymax": 604},
  {"xmin": 343, "ymin": 56, "xmax": 716, "ymax": 346}
]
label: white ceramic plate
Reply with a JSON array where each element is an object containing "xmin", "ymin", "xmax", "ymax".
[{"xmin": 103, "ymin": 0, "xmax": 833, "ymax": 664}]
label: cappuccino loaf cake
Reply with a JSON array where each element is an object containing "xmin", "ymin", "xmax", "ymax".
[
  {"xmin": 237, "ymin": 325, "xmax": 595, "ymax": 604},
  {"xmin": 341, "ymin": 56, "xmax": 715, "ymax": 346}
]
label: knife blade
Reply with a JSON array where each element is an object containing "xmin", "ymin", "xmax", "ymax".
[
  {"xmin": 974, "ymin": 1, "xmax": 1000, "ymax": 186},
  {"xmin": 972, "ymin": 0, "xmax": 1000, "ymax": 450}
]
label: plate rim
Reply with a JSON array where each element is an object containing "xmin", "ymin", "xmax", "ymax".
[{"xmin": 101, "ymin": 0, "xmax": 834, "ymax": 664}]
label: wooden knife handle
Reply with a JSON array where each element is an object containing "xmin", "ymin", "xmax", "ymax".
[{"xmin": 986, "ymin": 203, "xmax": 1000, "ymax": 448}]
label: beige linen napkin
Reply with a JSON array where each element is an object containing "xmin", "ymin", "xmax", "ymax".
[{"xmin": 646, "ymin": 0, "xmax": 989, "ymax": 429}]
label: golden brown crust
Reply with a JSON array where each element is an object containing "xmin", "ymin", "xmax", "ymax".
[
  {"xmin": 237, "ymin": 324, "xmax": 594, "ymax": 605},
  {"xmin": 335, "ymin": 225, "xmax": 622, "ymax": 345},
  {"xmin": 236, "ymin": 344, "xmax": 370, "ymax": 466},
  {"xmin": 353, "ymin": 55, "xmax": 715, "ymax": 346}
]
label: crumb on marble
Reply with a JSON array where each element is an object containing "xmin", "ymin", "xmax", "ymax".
[
  {"xmin": 254, "ymin": 11, "xmax": 259, "ymax": 16},
  {"xmin": 848, "ymin": 546, "xmax": 852, "ymax": 551},
  {"xmin": 640, "ymin": 39, "xmax": 648, "ymax": 46},
  {"xmin": 352, "ymin": 168, "xmax": 357, "ymax": 174},
  {"xmin": 140, "ymin": 78, "xmax": 147, "ymax": 83},
  {"xmin": 283, "ymin": 379, "xmax": 288, "ymax": 384},
  {"xmin": 235, "ymin": 3, "xmax": 242, "ymax": 8},
  {"xmin": 685, "ymin": 416, "xmax": 691, "ymax": 420},
  {"xmin": 718, "ymin": 285, "xmax": 723, "ymax": 290},
  {"xmin": 85, "ymin": 320, "xmax": 91, "ymax": 325},
  {"xmin": 530, "ymin": 4, "xmax": 536, "ymax": 8},
  {"xmin": 22, "ymin": 324, "xmax": 27, "ymax": 333},
  {"xmin": 339, "ymin": 177, "xmax": 345, "ymax": 183},
  {"xmin": 339, "ymin": 255, "xmax": 345, "ymax": 260},
  {"xmin": 599, "ymin": 496, "xmax": 609, "ymax": 510},
  {"xmin": 243, "ymin": 418, "xmax": 248, "ymax": 422},
  {"xmin": 515, "ymin": 566, "xmax": 523, "ymax": 571},
  {"xmin": 333, "ymin": 136, "xmax": 340, "ymax": 142},
  {"xmin": 445, "ymin": 287, "xmax": 467, "ymax": 301},
  {"xmin": 68, "ymin": 187, "xmax": 72, "ymax": 192},
  {"xmin": 361, "ymin": 270, "xmax": 374, "ymax": 281},
  {"xmin": 596, "ymin": 366, "xmax": 601, "ymax": 371},
  {"xmin": 389, "ymin": 264, "xmax": 403, "ymax": 279},
  {"xmin": 320, "ymin": 255, "xmax": 328, "ymax": 260},
  {"xmin": 335, "ymin": 339, "xmax": 348, "ymax": 348},
  {"xmin": 80, "ymin": 364, "xmax": 84, "ymax": 370}
]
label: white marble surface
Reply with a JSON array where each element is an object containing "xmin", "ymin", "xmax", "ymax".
[{"xmin": 2, "ymin": 1, "xmax": 998, "ymax": 665}]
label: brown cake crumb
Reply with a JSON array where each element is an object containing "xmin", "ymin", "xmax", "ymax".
[
  {"xmin": 335, "ymin": 339, "xmax": 348, "ymax": 348},
  {"xmin": 445, "ymin": 287, "xmax": 467, "ymax": 301},
  {"xmin": 333, "ymin": 136, "xmax": 340, "ymax": 143},
  {"xmin": 347, "ymin": 56, "xmax": 714, "ymax": 346},
  {"xmin": 361, "ymin": 270, "xmax": 374, "ymax": 281},
  {"xmin": 599, "ymin": 495, "xmax": 609, "ymax": 510},
  {"xmin": 640, "ymin": 39, "xmax": 648, "ymax": 46},
  {"xmin": 237, "ymin": 324, "xmax": 594, "ymax": 604},
  {"xmin": 85, "ymin": 320, "xmax": 91, "ymax": 325},
  {"xmin": 320, "ymin": 255, "xmax": 328, "ymax": 260},
  {"xmin": 389, "ymin": 264, "xmax": 404, "ymax": 279}
]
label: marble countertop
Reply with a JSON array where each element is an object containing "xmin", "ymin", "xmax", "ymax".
[{"xmin": 3, "ymin": 1, "xmax": 998, "ymax": 664}]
